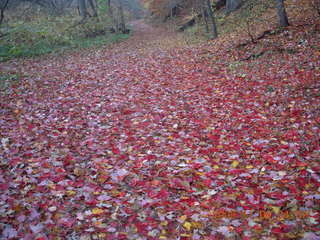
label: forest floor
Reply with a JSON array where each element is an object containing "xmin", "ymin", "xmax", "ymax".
[{"xmin": 0, "ymin": 18, "xmax": 319, "ymax": 240}]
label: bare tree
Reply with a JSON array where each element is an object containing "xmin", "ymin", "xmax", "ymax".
[
  {"xmin": 205, "ymin": 0, "xmax": 218, "ymax": 38},
  {"xmin": 107, "ymin": 0, "xmax": 128, "ymax": 33},
  {"xmin": 202, "ymin": 4, "xmax": 209, "ymax": 33},
  {"xmin": 22, "ymin": 0, "xmax": 74, "ymax": 15},
  {"xmin": 107, "ymin": 0, "xmax": 118, "ymax": 32},
  {"xmin": 117, "ymin": 0, "xmax": 127, "ymax": 33},
  {"xmin": 276, "ymin": 0, "xmax": 289, "ymax": 27}
]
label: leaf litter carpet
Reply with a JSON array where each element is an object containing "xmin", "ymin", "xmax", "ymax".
[{"xmin": 0, "ymin": 20, "xmax": 319, "ymax": 239}]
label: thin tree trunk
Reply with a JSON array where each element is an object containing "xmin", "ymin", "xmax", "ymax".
[
  {"xmin": 118, "ymin": 1, "xmax": 126, "ymax": 33},
  {"xmin": 88, "ymin": 0, "xmax": 98, "ymax": 18},
  {"xmin": 206, "ymin": 0, "xmax": 218, "ymax": 38},
  {"xmin": 0, "ymin": 9, "xmax": 4, "ymax": 26},
  {"xmin": 78, "ymin": 0, "xmax": 88, "ymax": 22},
  {"xmin": 202, "ymin": 6, "xmax": 209, "ymax": 33},
  {"xmin": 0, "ymin": 0, "xmax": 10, "ymax": 26},
  {"xmin": 276, "ymin": 0, "xmax": 289, "ymax": 27},
  {"xmin": 107, "ymin": 0, "xmax": 119, "ymax": 32}
]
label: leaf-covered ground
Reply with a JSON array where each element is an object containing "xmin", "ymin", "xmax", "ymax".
[{"xmin": 0, "ymin": 20, "xmax": 319, "ymax": 239}]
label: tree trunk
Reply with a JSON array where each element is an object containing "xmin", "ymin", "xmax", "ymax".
[
  {"xmin": 107, "ymin": 0, "xmax": 119, "ymax": 32},
  {"xmin": 202, "ymin": 6, "xmax": 209, "ymax": 33},
  {"xmin": 206, "ymin": 0, "xmax": 218, "ymax": 39},
  {"xmin": 78, "ymin": 0, "xmax": 88, "ymax": 22},
  {"xmin": 226, "ymin": 0, "xmax": 242, "ymax": 13},
  {"xmin": 118, "ymin": 0, "xmax": 126, "ymax": 33},
  {"xmin": 0, "ymin": 0, "xmax": 10, "ymax": 26},
  {"xmin": 0, "ymin": 9, "xmax": 4, "ymax": 26},
  {"xmin": 88, "ymin": 0, "xmax": 98, "ymax": 18},
  {"xmin": 216, "ymin": 0, "xmax": 226, "ymax": 10},
  {"xmin": 276, "ymin": 0, "xmax": 289, "ymax": 27}
]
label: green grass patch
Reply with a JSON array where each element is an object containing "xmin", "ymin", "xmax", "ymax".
[{"xmin": 0, "ymin": 15, "xmax": 130, "ymax": 62}]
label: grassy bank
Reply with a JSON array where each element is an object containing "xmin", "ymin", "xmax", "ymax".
[{"xmin": 0, "ymin": 15, "xmax": 130, "ymax": 62}]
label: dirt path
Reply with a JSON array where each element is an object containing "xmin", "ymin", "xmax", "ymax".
[{"xmin": 0, "ymin": 20, "xmax": 319, "ymax": 239}]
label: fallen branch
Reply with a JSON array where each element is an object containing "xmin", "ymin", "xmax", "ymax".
[{"xmin": 236, "ymin": 29, "xmax": 284, "ymax": 48}]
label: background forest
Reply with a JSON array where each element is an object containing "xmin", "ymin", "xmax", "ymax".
[
  {"xmin": 0, "ymin": 0, "xmax": 319, "ymax": 61},
  {"xmin": 0, "ymin": 0, "xmax": 143, "ymax": 61}
]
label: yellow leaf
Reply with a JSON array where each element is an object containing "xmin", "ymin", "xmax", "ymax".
[
  {"xmin": 160, "ymin": 221, "xmax": 168, "ymax": 226},
  {"xmin": 92, "ymin": 208, "xmax": 104, "ymax": 215},
  {"xmin": 98, "ymin": 233, "xmax": 106, "ymax": 238},
  {"xmin": 94, "ymin": 221, "xmax": 107, "ymax": 228},
  {"xmin": 213, "ymin": 165, "xmax": 219, "ymax": 169},
  {"xmin": 192, "ymin": 221, "xmax": 202, "ymax": 229},
  {"xmin": 183, "ymin": 221, "xmax": 192, "ymax": 231},
  {"xmin": 246, "ymin": 165, "xmax": 253, "ymax": 169},
  {"xmin": 181, "ymin": 234, "xmax": 191, "ymax": 237},
  {"xmin": 179, "ymin": 215, "xmax": 187, "ymax": 222},
  {"xmin": 271, "ymin": 206, "xmax": 281, "ymax": 215},
  {"xmin": 231, "ymin": 161, "xmax": 239, "ymax": 168},
  {"xmin": 305, "ymin": 184, "xmax": 313, "ymax": 189},
  {"xmin": 66, "ymin": 190, "xmax": 76, "ymax": 196}
]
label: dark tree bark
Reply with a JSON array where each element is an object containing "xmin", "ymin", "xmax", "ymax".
[
  {"xmin": 0, "ymin": 0, "xmax": 10, "ymax": 26},
  {"xmin": 78, "ymin": 0, "xmax": 88, "ymax": 22},
  {"xmin": 276, "ymin": 0, "xmax": 289, "ymax": 27},
  {"xmin": 206, "ymin": 0, "xmax": 218, "ymax": 39},
  {"xmin": 202, "ymin": 5, "xmax": 209, "ymax": 33},
  {"xmin": 88, "ymin": 0, "xmax": 98, "ymax": 18},
  {"xmin": 216, "ymin": 0, "xmax": 226, "ymax": 10}
]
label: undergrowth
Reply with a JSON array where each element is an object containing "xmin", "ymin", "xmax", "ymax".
[
  {"xmin": 180, "ymin": 0, "xmax": 318, "ymax": 44},
  {"xmin": 0, "ymin": 14, "xmax": 130, "ymax": 62},
  {"xmin": 180, "ymin": 0, "xmax": 275, "ymax": 42}
]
